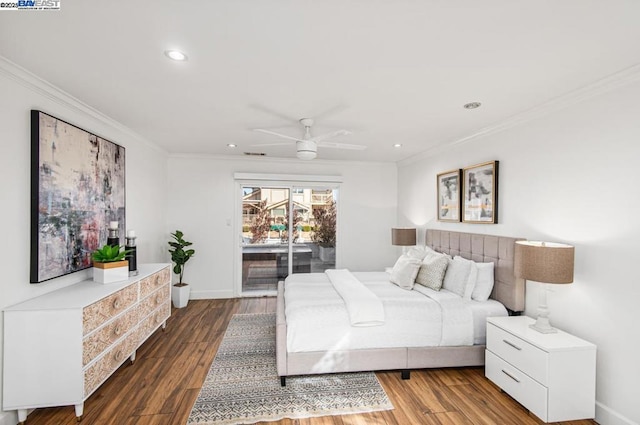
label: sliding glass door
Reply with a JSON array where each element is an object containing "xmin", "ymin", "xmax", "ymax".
[{"xmin": 240, "ymin": 185, "xmax": 337, "ymax": 295}]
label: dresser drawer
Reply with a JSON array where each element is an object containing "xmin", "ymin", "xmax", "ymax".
[
  {"xmin": 485, "ymin": 350, "xmax": 548, "ymax": 421},
  {"xmin": 84, "ymin": 330, "xmax": 139, "ymax": 396},
  {"xmin": 139, "ymin": 285, "xmax": 170, "ymax": 319},
  {"xmin": 83, "ymin": 284, "xmax": 138, "ymax": 335},
  {"xmin": 138, "ymin": 303, "xmax": 171, "ymax": 342},
  {"xmin": 83, "ymin": 306, "xmax": 140, "ymax": 366},
  {"xmin": 487, "ymin": 322, "xmax": 549, "ymax": 385},
  {"xmin": 140, "ymin": 268, "xmax": 169, "ymax": 298}
]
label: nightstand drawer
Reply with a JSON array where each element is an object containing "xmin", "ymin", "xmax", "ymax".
[
  {"xmin": 486, "ymin": 350, "xmax": 548, "ymax": 421},
  {"xmin": 487, "ymin": 322, "xmax": 548, "ymax": 385}
]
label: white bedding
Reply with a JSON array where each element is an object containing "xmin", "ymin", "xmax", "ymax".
[{"xmin": 284, "ymin": 271, "xmax": 508, "ymax": 353}]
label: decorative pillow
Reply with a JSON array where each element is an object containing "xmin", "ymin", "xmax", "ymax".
[
  {"xmin": 442, "ymin": 256, "xmax": 472, "ymax": 298},
  {"xmin": 472, "ymin": 262, "xmax": 495, "ymax": 301},
  {"xmin": 389, "ymin": 255, "xmax": 422, "ymax": 290},
  {"xmin": 415, "ymin": 253, "xmax": 449, "ymax": 291},
  {"xmin": 405, "ymin": 246, "xmax": 429, "ymax": 260}
]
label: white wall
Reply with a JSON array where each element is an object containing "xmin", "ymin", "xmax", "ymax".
[
  {"xmin": 166, "ymin": 156, "xmax": 398, "ymax": 298},
  {"xmin": 397, "ymin": 79, "xmax": 640, "ymax": 425},
  {"xmin": 0, "ymin": 62, "xmax": 168, "ymax": 424}
]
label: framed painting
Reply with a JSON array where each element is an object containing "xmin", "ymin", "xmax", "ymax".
[
  {"xmin": 462, "ymin": 160, "xmax": 499, "ymax": 224},
  {"xmin": 30, "ymin": 110, "xmax": 126, "ymax": 283},
  {"xmin": 437, "ymin": 169, "xmax": 461, "ymax": 222}
]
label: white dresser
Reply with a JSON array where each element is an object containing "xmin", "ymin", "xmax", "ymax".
[
  {"xmin": 3, "ymin": 263, "xmax": 171, "ymax": 424},
  {"xmin": 485, "ymin": 316, "xmax": 596, "ymax": 423}
]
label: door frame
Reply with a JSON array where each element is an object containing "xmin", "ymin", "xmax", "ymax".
[{"xmin": 233, "ymin": 173, "xmax": 342, "ymax": 297}]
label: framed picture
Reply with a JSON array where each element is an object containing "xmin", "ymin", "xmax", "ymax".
[
  {"xmin": 437, "ymin": 169, "xmax": 461, "ymax": 222},
  {"xmin": 462, "ymin": 161, "xmax": 499, "ymax": 223},
  {"xmin": 30, "ymin": 110, "xmax": 126, "ymax": 283}
]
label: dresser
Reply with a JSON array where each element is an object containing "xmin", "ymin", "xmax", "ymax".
[
  {"xmin": 3, "ymin": 263, "xmax": 171, "ymax": 424},
  {"xmin": 485, "ymin": 316, "xmax": 596, "ymax": 423}
]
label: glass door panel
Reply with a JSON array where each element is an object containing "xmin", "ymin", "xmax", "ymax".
[
  {"xmin": 292, "ymin": 187, "xmax": 336, "ymax": 274},
  {"xmin": 241, "ymin": 186, "xmax": 290, "ymax": 293}
]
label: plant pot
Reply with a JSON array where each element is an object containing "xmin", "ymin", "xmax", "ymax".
[
  {"xmin": 319, "ymin": 246, "xmax": 335, "ymax": 263},
  {"xmin": 171, "ymin": 284, "xmax": 190, "ymax": 308},
  {"xmin": 93, "ymin": 260, "xmax": 129, "ymax": 284}
]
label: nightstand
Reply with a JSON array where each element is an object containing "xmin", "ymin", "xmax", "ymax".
[{"xmin": 485, "ymin": 316, "xmax": 596, "ymax": 423}]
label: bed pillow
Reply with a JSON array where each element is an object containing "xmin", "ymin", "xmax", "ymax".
[
  {"xmin": 471, "ymin": 262, "xmax": 495, "ymax": 301},
  {"xmin": 415, "ymin": 252, "xmax": 449, "ymax": 291},
  {"xmin": 442, "ymin": 256, "xmax": 473, "ymax": 298},
  {"xmin": 405, "ymin": 245, "xmax": 437, "ymax": 260},
  {"xmin": 389, "ymin": 255, "xmax": 422, "ymax": 290}
]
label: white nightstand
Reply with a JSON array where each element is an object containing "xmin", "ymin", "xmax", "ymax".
[{"xmin": 485, "ymin": 316, "xmax": 596, "ymax": 423}]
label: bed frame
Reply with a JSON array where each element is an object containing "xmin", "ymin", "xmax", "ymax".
[{"xmin": 276, "ymin": 229, "xmax": 525, "ymax": 384}]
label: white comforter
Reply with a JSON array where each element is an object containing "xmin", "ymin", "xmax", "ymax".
[{"xmin": 284, "ymin": 271, "xmax": 478, "ymax": 353}]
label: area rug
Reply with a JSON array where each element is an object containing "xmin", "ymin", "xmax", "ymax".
[{"xmin": 187, "ymin": 313, "xmax": 393, "ymax": 425}]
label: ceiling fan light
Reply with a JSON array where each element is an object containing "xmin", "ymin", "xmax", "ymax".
[{"xmin": 297, "ymin": 150, "xmax": 317, "ymax": 160}]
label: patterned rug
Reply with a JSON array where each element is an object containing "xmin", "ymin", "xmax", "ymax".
[{"xmin": 187, "ymin": 313, "xmax": 393, "ymax": 425}]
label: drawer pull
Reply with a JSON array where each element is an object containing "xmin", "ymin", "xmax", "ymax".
[
  {"xmin": 114, "ymin": 350, "xmax": 124, "ymax": 362},
  {"xmin": 501, "ymin": 369, "xmax": 520, "ymax": 383},
  {"xmin": 112, "ymin": 297, "xmax": 122, "ymax": 309},
  {"xmin": 113, "ymin": 325, "xmax": 122, "ymax": 336},
  {"xmin": 155, "ymin": 294, "xmax": 162, "ymax": 305},
  {"xmin": 503, "ymin": 339, "xmax": 522, "ymax": 351}
]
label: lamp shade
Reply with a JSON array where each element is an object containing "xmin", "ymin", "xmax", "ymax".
[
  {"xmin": 514, "ymin": 241, "xmax": 574, "ymax": 284},
  {"xmin": 391, "ymin": 228, "xmax": 416, "ymax": 246}
]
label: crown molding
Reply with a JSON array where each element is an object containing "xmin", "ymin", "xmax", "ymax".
[
  {"xmin": 398, "ymin": 63, "xmax": 640, "ymax": 167},
  {"xmin": 0, "ymin": 55, "xmax": 167, "ymax": 156}
]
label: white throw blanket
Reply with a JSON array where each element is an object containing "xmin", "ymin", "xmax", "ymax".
[{"xmin": 325, "ymin": 269, "xmax": 385, "ymax": 327}]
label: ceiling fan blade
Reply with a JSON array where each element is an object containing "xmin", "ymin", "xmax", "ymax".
[
  {"xmin": 250, "ymin": 142, "xmax": 292, "ymax": 147},
  {"xmin": 310, "ymin": 129, "xmax": 352, "ymax": 143},
  {"xmin": 253, "ymin": 129, "xmax": 305, "ymax": 143},
  {"xmin": 317, "ymin": 141, "xmax": 367, "ymax": 150},
  {"xmin": 248, "ymin": 104, "xmax": 300, "ymax": 124}
]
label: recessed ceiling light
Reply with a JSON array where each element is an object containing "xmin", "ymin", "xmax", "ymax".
[
  {"xmin": 164, "ymin": 50, "xmax": 188, "ymax": 61},
  {"xmin": 393, "ymin": 143, "xmax": 402, "ymax": 148},
  {"xmin": 227, "ymin": 143, "xmax": 237, "ymax": 148},
  {"xmin": 463, "ymin": 102, "xmax": 482, "ymax": 109}
]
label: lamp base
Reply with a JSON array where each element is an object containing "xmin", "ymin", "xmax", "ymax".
[{"xmin": 529, "ymin": 316, "xmax": 558, "ymax": 334}]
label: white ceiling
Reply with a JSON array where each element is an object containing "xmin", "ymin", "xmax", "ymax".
[{"xmin": 2, "ymin": 1, "xmax": 640, "ymax": 162}]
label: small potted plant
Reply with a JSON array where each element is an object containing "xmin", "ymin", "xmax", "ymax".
[
  {"xmin": 92, "ymin": 244, "xmax": 130, "ymax": 284},
  {"xmin": 168, "ymin": 230, "xmax": 195, "ymax": 308}
]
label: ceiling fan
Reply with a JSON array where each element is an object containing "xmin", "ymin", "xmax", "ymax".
[{"xmin": 253, "ymin": 118, "xmax": 366, "ymax": 160}]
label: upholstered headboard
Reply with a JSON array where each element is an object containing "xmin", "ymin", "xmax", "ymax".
[{"xmin": 426, "ymin": 229, "xmax": 525, "ymax": 313}]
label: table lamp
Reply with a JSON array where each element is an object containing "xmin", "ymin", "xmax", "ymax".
[
  {"xmin": 391, "ymin": 228, "xmax": 416, "ymax": 254},
  {"xmin": 514, "ymin": 240, "xmax": 575, "ymax": 333}
]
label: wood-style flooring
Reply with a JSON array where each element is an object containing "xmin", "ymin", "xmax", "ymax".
[{"xmin": 23, "ymin": 298, "xmax": 598, "ymax": 425}]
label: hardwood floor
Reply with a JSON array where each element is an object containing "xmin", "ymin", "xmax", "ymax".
[{"xmin": 23, "ymin": 299, "xmax": 598, "ymax": 425}]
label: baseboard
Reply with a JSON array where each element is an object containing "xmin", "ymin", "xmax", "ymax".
[
  {"xmin": 189, "ymin": 289, "xmax": 235, "ymax": 300},
  {"xmin": 0, "ymin": 411, "xmax": 17, "ymax": 425},
  {"xmin": 596, "ymin": 402, "xmax": 639, "ymax": 425}
]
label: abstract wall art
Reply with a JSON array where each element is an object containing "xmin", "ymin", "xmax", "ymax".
[{"xmin": 30, "ymin": 110, "xmax": 125, "ymax": 283}]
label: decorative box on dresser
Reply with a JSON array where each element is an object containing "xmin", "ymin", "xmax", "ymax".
[
  {"xmin": 3, "ymin": 263, "xmax": 171, "ymax": 424},
  {"xmin": 485, "ymin": 316, "xmax": 596, "ymax": 423}
]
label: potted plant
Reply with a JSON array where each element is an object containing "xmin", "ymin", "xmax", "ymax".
[
  {"xmin": 168, "ymin": 230, "xmax": 195, "ymax": 308},
  {"xmin": 312, "ymin": 200, "xmax": 336, "ymax": 262},
  {"xmin": 92, "ymin": 244, "xmax": 130, "ymax": 284}
]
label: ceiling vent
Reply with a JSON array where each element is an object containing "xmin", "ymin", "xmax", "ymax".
[{"xmin": 243, "ymin": 152, "xmax": 266, "ymax": 156}]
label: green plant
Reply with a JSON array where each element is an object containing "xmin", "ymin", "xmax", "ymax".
[
  {"xmin": 92, "ymin": 244, "xmax": 129, "ymax": 263},
  {"xmin": 168, "ymin": 230, "xmax": 195, "ymax": 285}
]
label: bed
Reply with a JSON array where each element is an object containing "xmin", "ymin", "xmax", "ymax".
[{"xmin": 276, "ymin": 229, "xmax": 525, "ymax": 384}]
